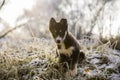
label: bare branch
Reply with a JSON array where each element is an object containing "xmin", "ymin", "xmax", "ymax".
[
  {"xmin": 0, "ymin": 0, "xmax": 5, "ymax": 10},
  {"xmin": 0, "ymin": 23, "xmax": 26, "ymax": 39}
]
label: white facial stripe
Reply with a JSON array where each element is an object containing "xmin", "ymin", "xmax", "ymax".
[
  {"xmin": 55, "ymin": 31, "xmax": 67, "ymax": 44},
  {"xmin": 63, "ymin": 31, "xmax": 67, "ymax": 40}
]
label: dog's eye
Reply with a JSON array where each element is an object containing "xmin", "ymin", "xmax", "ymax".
[
  {"xmin": 60, "ymin": 30, "xmax": 62, "ymax": 33},
  {"xmin": 53, "ymin": 32, "xmax": 56, "ymax": 36}
]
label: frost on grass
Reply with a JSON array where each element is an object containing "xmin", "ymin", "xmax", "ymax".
[{"xmin": 0, "ymin": 37, "xmax": 120, "ymax": 80}]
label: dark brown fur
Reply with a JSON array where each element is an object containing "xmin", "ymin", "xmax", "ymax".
[{"xmin": 49, "ymin": 18, "xmax": 85, "ymax": 77}]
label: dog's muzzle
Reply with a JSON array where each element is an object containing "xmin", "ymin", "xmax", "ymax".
[{"xmin": 56, "ymin": 40, "xmax": 61, "ymax": 43}]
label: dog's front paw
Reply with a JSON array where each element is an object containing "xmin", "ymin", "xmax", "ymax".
[{"xmin": 65, "ymin": 65, "xmax": 77, "ymax": 77}]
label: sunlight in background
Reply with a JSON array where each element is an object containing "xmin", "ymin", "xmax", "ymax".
[
  {"xmin": 0, "ymin": 0, "xmax": 120, "ymax": 37},
  {"xmin": 92, "ymin": 0, "xmax": 120, "ymax": 38},
  {"xmin": 0, "ymin": 0, "xmax": 36, "ymax": 26},
  {"xmin": 93, "ymin": 10, "xmax": 120, "ymax": 38}
]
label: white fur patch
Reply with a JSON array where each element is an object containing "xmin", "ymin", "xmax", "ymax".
[
  {"xmin": 58, "ymin": 43, "xmax": 74, "ymax": 57},
  {"xmin": 63, "ymin": 31, "xmax": 67, "ymax": 40},
  {"xmin": 55, "ymin": 36, "xmax": 62, "ymax": 42}
]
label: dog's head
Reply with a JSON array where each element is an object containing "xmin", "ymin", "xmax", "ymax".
[{"xmin": 49, "ymin": 18, "xmax": 68, "ymax": 44}]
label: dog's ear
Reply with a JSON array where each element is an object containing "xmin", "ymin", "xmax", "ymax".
[
  {"xmin": 60, "ymin": 18, "xmax": 67, "ymax": 25},
  {"xmin": 60, "ymin": 18, "xmax": 68, "ymax": 29},
  {"xmin": 49, "ymin": 18, "xmax": 56, "ymax": 31},
  {"xmin": 50, "ymin": 17, "xmax": 56, "ymax": 26}
]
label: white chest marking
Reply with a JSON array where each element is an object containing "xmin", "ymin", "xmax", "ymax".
[{"xmin": 58, "ymin": 43, "xmax": 74, "ymax": 57}]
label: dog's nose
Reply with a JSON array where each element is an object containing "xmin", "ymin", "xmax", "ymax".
[{"xmin": 56, "ymin": 40, "xmax": 60, "ymax": 43}]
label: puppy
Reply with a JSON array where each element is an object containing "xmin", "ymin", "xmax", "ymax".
[{"xmin": 49, "ymin": 18, "xmax": 85, "ymax": 77}]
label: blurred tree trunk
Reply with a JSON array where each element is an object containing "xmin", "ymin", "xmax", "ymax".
[{"xmin": 88, "ymin": 0, "xmax": 109, "ymax": 34}]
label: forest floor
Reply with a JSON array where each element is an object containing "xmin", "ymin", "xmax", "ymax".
[{"xmin": 0, "ymin": 37, "xmax": 120, "ymax": 80}]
